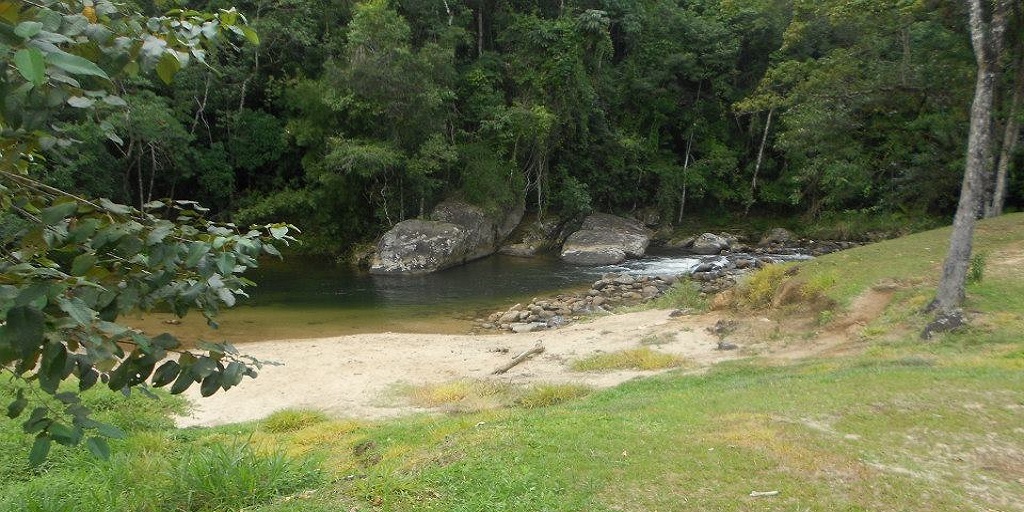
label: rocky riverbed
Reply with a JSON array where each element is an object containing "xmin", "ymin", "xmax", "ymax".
[{"xmin": 476, "ymin": 240, "xmax": 854, "ymax": 333}]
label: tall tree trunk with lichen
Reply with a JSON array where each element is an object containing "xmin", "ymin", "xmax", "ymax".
[
  {"xmin": 988, "ymin": 41, "xmax": 1024, "ymax": 218},
  {"xmin": 930, "ymin": 0, "xmax": 1010, "ymax": 327}
]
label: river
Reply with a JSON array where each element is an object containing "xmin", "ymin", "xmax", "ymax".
[{"xmin": 130, "ymin": 250, "xmax": 809, "ymax": 343}]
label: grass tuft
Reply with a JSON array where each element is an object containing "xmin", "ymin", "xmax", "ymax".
[
  {"xmin": 404, "ymin": 380, "xmax": 513, "ymax": 413},
  {"xmin": 649, "ymin": 281, "xmax": 708, "ymax": 312},
  {"xmin": 738, "ymin": 264, "xmax": 790, "ymax": 308},
  {"xmin": 516, "ymin": 383, "xmax": 592, "ymax": 408},
  {"xmin": 168, "ymin": 442, "xmax": 323, "ymax": 512},
  {"xmin": 571, "ymin": 347, "xmax": 688, "ymax": 372},
  {"xmin": 262, "ymin": 409, "xmax": 331, "ymax": 433}
]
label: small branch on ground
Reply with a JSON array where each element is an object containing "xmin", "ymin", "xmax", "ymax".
[{"xmin": 492, "ymin": 342, "xmax": 545, "ymax": 375}]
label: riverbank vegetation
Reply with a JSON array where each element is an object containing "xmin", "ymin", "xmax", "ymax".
[
  {"xmin": 2, "ymin": 213, "xmax": 1021, "ymax": 511},
  {"xmin": 21, "ymin": 0, "xmax": 1021, "ymax": 255}
]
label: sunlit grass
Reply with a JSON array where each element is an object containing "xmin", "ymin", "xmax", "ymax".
[
  {"xmin": 571, "ymin": 347, "xmax": 688, "ymax": 372},
  {"xmin": 1, "ymin": 214, "xmax": 1023, "ymax": 511}
]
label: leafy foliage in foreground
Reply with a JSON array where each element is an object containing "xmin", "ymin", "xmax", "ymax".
[{"xmin": 1, "ymin": 0, "xmax": 292, "ymax": 463}]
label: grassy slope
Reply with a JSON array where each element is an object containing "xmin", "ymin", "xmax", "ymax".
[{"xmin": 1, "ymin": 214, "xmax": 1023, "ymax": 512}]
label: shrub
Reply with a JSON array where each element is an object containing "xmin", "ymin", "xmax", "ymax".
[{"xmin": 740, "ymin": 264, "xmax": 790, "ymax": 308}]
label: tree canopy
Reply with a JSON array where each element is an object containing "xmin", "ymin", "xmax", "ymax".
[{"xmin": 6, "ymin": 0, "xmax": 1006, "ymax": 256}]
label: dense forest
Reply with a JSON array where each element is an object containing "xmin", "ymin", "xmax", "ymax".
[{"xmin": 38, "ymin": 0, "xmax": 1022, "ymax": 253}]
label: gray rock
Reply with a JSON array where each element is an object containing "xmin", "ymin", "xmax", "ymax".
[
  {"xmin": 560, "ymin": 213, "xmax": 652, "ymax": 265},
  {"xmin": 690, "ymin": 233, "xmax": 730, "ymax": 255},
  {"xmin": 369, "ymin": 220, "xmax": 470, "ymax": 275},
  {"xmin": 370, "ymin": 199, "xmax": 523, "ymax": 274},
  {"xmin": 760, "ymin": 227, "xmax": 797, "ymax": 246},
  {"xmin": 499, "ymin": 217, "xmax": 565, "ymax": 257},
  {"xmin": 511, "ymin": 322, "xmax": 548, "ymax": 334}
]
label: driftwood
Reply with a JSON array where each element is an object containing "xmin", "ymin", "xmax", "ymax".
[{"xmin": 492, "ymin": 342, "xmax": 545, "ymax": 375}]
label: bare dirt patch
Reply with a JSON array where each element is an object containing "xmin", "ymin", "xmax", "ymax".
[
  {"xmin": 176, "ymin": 309, "xmax": 736, "ymax": 427},
  {"xmin": 987, "ymin": 247, "xmax": 1024, "ymax": 280}
]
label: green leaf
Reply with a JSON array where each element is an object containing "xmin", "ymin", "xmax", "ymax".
[
  {"xmin": 263, "ymin": 243, "xmax": 282, "ymax": 258},
  {"xmin": 217, "ymin": 287, "xmax": 236, "ymax": 307},
  {"xmin": 6, "ymin": 393, "xmax": 27, "ymax": 419},
  {"xmin": 102, "ymin": 95, "xmax": 128, "ymax": 107},
  {"xmin": 215, "ymin": 252, "xmax": 236, "ymax": 275},
  {"xmin": 39, "ymin": 201, "xmax": 78, "ymax": 225},
  {"xmin": 68, "ymin": 96, "xmax": 96, "ymax": 108},
  {"xmin": 86, "ymin": 437, "xmax": 111, "ymax": 460},
  {"xmin": 191, "ymin": 356, "xmax": 217, "ymax": 378},
  {"xmin": 71, "ymin": 253, "xmax": 97, "ymax": 276},
  {"xmin": 155, "ymin": 51, "xmax": 180, "ymax": 84},
  {"xmin": 5, "ymin": 306, "xmax": 44, "ymax": 357},
  {"xmin": 46, "ymin": 50, "xmax": 110, "ymax": 79},
  {"xmin": 151, "ymin": 333, "xmax": 180, "ymax": 349},
  {"xmin": 56, "ymin": 297, "xmax": 96, "ymax": 326},
  {"xmin": 106, "ymin": 361, "xmax": 130, "ymax": 391},
  {"xmin": 98, "ymin": 198, "xmax": 132, "ymax": 215},
  {"xmin": 151, "ymin": 360, "xmax": 180, "ymax": 387},
  {"xmin": 13, "ymin": 48, "xmax": 45, "ymax": 87},
  {"xmin": 23, "ymin": 407, "xmax": 50, "ymax": 434},
  {"xmin": 92, "ymin": 421, "xmax": 125, "ymax": 439},
  {"xmin": 14, "ymin": 21, "xmax": 43, "ymax": 38},
  {"xmin": 270, "ymin": 225, "xmax": 289, "ymax": 239},
  {"xmin": 79, "ymin": 369, "xmax": 98, "ymax": 391},
  {"xmin": 29, "ymin": 434, "xmax": 51, "ymax": 466},
  {"xmin": 38, "ymin": 342, "xmax": 67, "ymax": 394},
  {"xmin": 240, "ymin": 26, "xmax": 259, "ymax": 45},
  {"xmin": 221, "ymin": 361, "xmax": 246, "ymax": 390},
  {"xmin": 48, "ymin": 422, "xmax": 80, "ymax": 445},
  {"xmin": 219, "ymin": 9, "xmax": 238, "ymax": 26},
  {"xmin": 200, "ymin": 372, "xmax": 221, "ymax": 397},
  {"xmin": 185, "ymin": 242, "xmax": 209, "ymax": 267},
  {"xmin": 169, "ymin": 370, "xmax": 195, "ymax": 395}
]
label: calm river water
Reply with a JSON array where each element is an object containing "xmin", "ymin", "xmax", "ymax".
[{"xmin": 132, "ymin": 250, "xmax": 799, "ymax": 342}]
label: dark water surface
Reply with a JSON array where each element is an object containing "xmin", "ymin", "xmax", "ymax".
[
  {"xmin": 134, "ymin": 251, "xmax": 778, "ymax": 342},
  {"xmin": 137, "ymin": 252, "xmax": 702, "ymax": 341}
]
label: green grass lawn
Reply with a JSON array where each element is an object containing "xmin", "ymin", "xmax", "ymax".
[{"xmin": 2, "ymin": 214, "xmax": 1023, "ymax": 511}]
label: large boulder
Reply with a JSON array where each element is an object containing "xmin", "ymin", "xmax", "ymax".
[
  {"xmin": 499, "ymin": 217, "xmax": 566, "ymax": 258},
  {"xmin": 560, "ymin": 213, "xmax": 651, "ymax": 265},
  {"xmin": 759, "ymin": 227, "xmax": 797, "ymax": 247},
  {"xmin": 370, "ymin": 200, "xmax": 524, "ymax": 274},
  {"xmin": 689, "ymin": 232, "xmax": 730, "ymax": 255}
]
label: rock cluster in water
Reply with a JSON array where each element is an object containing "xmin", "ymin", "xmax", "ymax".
[
  {"xmin": 479, "ymin": 273, "xmax": 679, "ymax": 333},
  {"xmin": 476, "ymin": 233, "xmax": 861, "ymax": 333}
]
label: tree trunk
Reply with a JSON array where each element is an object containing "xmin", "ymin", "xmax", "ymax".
[
  {"xmin": 477, "ymin": 8, "xmax": 484, "ymax": 57},
  {"xmin": 677, "ymin": 139, "xmax": 693, "ymax": 225},
  {"xmin": 442, "ymin": 0, "xmax": 452, "ymax": 26},
  {"xmin": 745, "ymin": 108, "xmax": 773, "ymax": 216},
  {"xmin": 678, "ymin": 82, "xmax": 702, "ymax": 225},
  {"xmin": 988, "ymin": 45, "xmax": 1024, "ymax": 217},
  {"xmin": 932, "ymin": 0, "xmax": 1010, "ymax": 317}
]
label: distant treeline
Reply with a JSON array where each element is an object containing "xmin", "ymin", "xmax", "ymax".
[{"xmin": 44, "ymin": 0, "xmax": 1021, "ymax": 252}]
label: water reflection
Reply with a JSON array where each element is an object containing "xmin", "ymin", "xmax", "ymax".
[{"xmin": 246, "ymin": 250, "xmax": 812, "ymax": 311}]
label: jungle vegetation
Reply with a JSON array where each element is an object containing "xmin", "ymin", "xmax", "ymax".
[{"xmin": 29, "ymin": 0, "xmax": 1023, "ymax": 254}]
